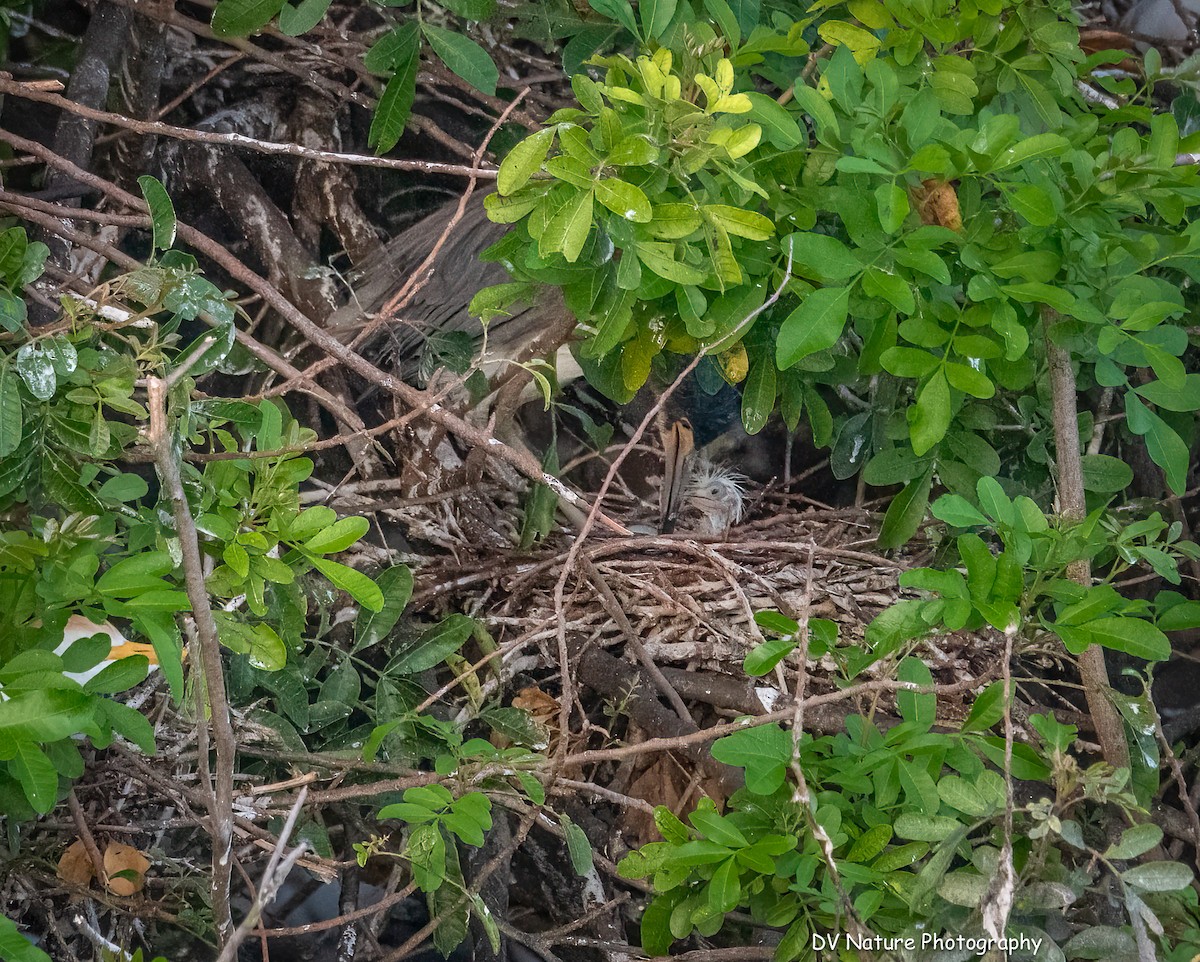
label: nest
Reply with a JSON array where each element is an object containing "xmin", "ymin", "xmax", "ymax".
[{"xmin": 389, "ymin": 489, "xmax": 1006, "ymax": 733}]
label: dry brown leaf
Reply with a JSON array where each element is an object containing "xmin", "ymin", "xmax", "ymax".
[
  {"xmin": 512, "ymin": 686, "xmax": 558, "ymax": 725},
  {"xmin": 625, "ymin": 756, "xmax": 686, "ymax": 846},
  {"xmin": 912, "ymin": 179, "xmax": 962, "ymax": 231},
  {"xmin": 103, "ymin": 842, "xmax": 150, "ymax": 896},
  {"xmin": 57, "ymin": 839, "xmax": 95, "ymax": 886}
]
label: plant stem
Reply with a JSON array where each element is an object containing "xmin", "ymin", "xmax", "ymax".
[
  {"xmin": 147, "ymin": 375, "xmax": 238, "ymax": 944},
  {"xmin": 1042, "ymin": 308, "xmax": 1130, "ymax": 770}
]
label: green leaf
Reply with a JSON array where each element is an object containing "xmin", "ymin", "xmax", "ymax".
[
  {"xmin": 711, "ymin": 724, "xmax": 792, "ymax": 794},
  {"xmin": 0, "ymin": 289, "xmax": 26, "ymax": 334},
  {"xmin": 97, "ymin": 698, "xmax": 157, "ymax": 754},
  {"xmin": 211, "ymin": 0, "xmax": 286, "ymax": 36},
  {"xmin": 639, "ymin": 0, "xmax": 676, "ymax": 38},
  {"xmin": 1121, "ymin": 861, "xmax": 1194, "ymax": 892},
  {"xmin": 15, "ymin": 344, "xmax": 55, "ymax": 401},
  {"xmin": 98, "ymin": 472, "xmax": 148, "ymax": 504},
  {"xmin": 368, "ymin": 49, "xmax": 419, "ymax": 154},
  {"xmin": 422, "ymin": 23, "xmax": 498, "ymax": 95},
  {"xmin": 875, "ymin": 183, "xmax": 909, "ymax": 233},
  {"xmin": 1125, "ymin": 393, "xmax": 1189, "ymax": 494},
  {"xmin": 364, "ymin": 22, "xmax": 420, "ymax": 72},
  {"xmin": 846, "ymin": 824, "xmax": 892, "ymax": 862},
  {"xmin": 881, "ymin": 346, "xmax": 939, "ymax": 379},
  {"xmin": 277, "ymin": 0, "xmax": 331, "ymax": 34},
  {"xmin": 11, "ymin": 741, "xmax": 57, "ymax": 814},
  {"xmin": 894, "ymin": 813, "xmax": 963, "ymax": 841},
  {"xmin": 441, "ymin": 0, "xmax": 496, "ymax": 17},
  {"xmin": 498, "ymin": 128, "xmax": 555, "ymax": 195},
  {"xmin": 1104, "ymin": 823, "xmax": 1163, "ymax": 861},
  {"xmin": 637, "ymin": 240, "xmax": 706, "ymax": 284},
  {"xmin": 944, "ymin": 361, "xmax": 994, "ymax": 399},
  {"xmin": 776, "ymin": 286, "xmax": 850, "ymax": 368},
  {"xmin": 704, "ymin": 204, "xmax": 773, "ymax": 241},
  {"xmin": 745, "ymin": 92, "xmax": 801, "ymax": 148},
  {"xmin": 354, "ymin": 565, "xmax": 413, "ymax": 652},
  {"xmin": 640, "ymin": 895, "xmax": 677, "ymax": 956},
  {"xmin": 303, "ymin": 516, "xmax": 369, "ymax": 554},
  {"xmin": 588, "ymin": 0, "xmax": 639, "ymax": 36},
  {"xmin": 247, "ymin": 624, "xmax": 287, "ymax": 671},
  {"xmin": 594, "ymin": 179, "xmax": 652, "ymax": 222},
  {"xmin": 937, "ymin": 775, "xmax": 993, "ymax": 817},
  {"xmin": 1080, "ymin": 454, "xmax": 1133, "ymax": 494},
  {"xmin": 962, "ymin": 681, "xmax": 1006, "ymax": 732},
  {"xmin": 702, "ymin": 0, "xmax": 740, "ymax": 44},
  {"xmin": 310, "ymin": 557, "xmax": 384, "ymax": 612},
  {"xmin": 97, "ymin": 551, "xmax": 174, "ymax": 596},
  {"xmin": 1006, "ymin": 184, "xmax": 1057, "ymax": 226},
  {"xmin": 0, "ymin": 911, "xmax": 52, "ymax": 962},
  {"xmin": 0, "ymin": 690, "xmax": 93, "ymax": 744},
  {"xmin": 1055, "ymin": 617, "xmax": 1170, "ymax": 662},
  {"xmin": 223, "ymin": 541, "xmax": 250, "ymax": 578},
  {"xmin": 897, "ymin": 656, "xmax": 934, "ymax": 727},
  {"xmin": 562, "ymin": 815, "xmax": 596, "ymax": 875},
  {"xmin": 563, "ymin": 25, "xmax": 621, "ymax": 75},
  {"xmin": 902, "ymin": 758, "xmax": 936, "ymax": 810},
  {"xmin": 740, "ymin": 359, "xmax": 775, "ymax": 435},
  {"xmin": 931, "ymin": 494, "xmax": 987, "ymax": 528},
  {"xmin": 707, "ymin": 857, "xmax": 741, "ymax": 913},
  {"xmin": 877, "ymin": 466, "xmax": 933, "ymax": 549},
  {"xmin": 608, "ymin": 135, "xmax": 658, "ymax": 166},
  {"xmin": 910, "ymin": 369, "xmax": 950, "ymax": 455},
  {"xmin": 690, "ymin": 809, "xmax": 748, "ymax": 847},
  {"xmin": 783, "ymin": 233, "xmax": 859, "ymax": 281},
  {"xmin": 993, "ymin": 133, "xmax": 1069, "ymax": 170},
  {"xmin": 0, "ymin": 366, "xmax": 22, "ymax": 459},
  {"xmin": 543, "ymin": 189, "xmax": 594, "ymax": 263},
  {"xmin": 1135, "ymin": 373, "xmax": 1200, "ymax": 412},
  {"xmin": 0, "ymin": 228, "xmax": 26, "ymax": 288},
  {"xmin": 387, "ymin": 614, "xmax": 475, "ymax": 674},
  {"xmin": 84, "ymin": 656, "xmax": 150, "ymax": 695},
  {"xmin": 137, "ymin": 176, "xmax": 177, "ymax": 252},
  {"xmin": 755, "ymin": 611, "xmax": 799, "ymax": 635}
]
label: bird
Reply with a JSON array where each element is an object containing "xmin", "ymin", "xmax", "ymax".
[
  {"xmin": 661, "ymin": 442, "xmax": 749, "ymax": 537},
  {"xmin": 328, "ymin": 191, "xmax": 757, "ymax": 537},
  {"xmin": 1, "ymin": 616, "xmax": 158, "ymax": 701},
  {"xmin": 56, "ymin": 616, "xmax": 158, "ymax": 686},
  {"xmin": 654, "ymin": 373, "xmax": 748, "ymax": 535}
]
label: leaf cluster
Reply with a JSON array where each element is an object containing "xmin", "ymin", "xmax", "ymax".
[{"xmin": 621, "ymin": 667, "xmax": 1200, "ymax": 957}]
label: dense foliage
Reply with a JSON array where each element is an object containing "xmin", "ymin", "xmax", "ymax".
[{"xmin": 3, "ymin": 0, "xmax": 1200, "ymax": 958}]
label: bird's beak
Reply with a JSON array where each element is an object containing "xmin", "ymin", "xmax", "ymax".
[{"xmin": 659, "ymin": 418, "xmax": 694, "ymax": 534}]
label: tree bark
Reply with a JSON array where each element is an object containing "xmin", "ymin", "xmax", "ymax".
[{"xmin": 1043, "ymin": 308, "xmax": 1130, "ymax": 770}]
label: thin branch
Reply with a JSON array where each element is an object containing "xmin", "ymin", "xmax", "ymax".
[
  {"xmin": 214, "ymin": 787, "xmax": 312, "ymax": 962},
  {"xmin": 146, "ymin": 374, "xmax": 238, "ymax": 945},
  {"xmin": 0, "ymin": 127, "xmax": 631, "ymax": 536}
]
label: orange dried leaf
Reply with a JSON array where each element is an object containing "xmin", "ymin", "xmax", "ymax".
[
  {"xmin": 103, "ymin": 842, "xmax": 150, "ymax": 896},
  {"xmin": 912, "ymin": 178, "xmax": 962, "ymax": 231},
  {"xmin": 512, "ymin": 686, "xmax": 558, "ymax": 722},
  {"xmin": 57, "ymin": 839, "xmax": 95, "ymax": 886}
]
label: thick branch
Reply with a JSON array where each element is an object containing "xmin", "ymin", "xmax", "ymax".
[{"xmin": 1043, "ymin": 309, "xmax": 1130, "ymax": 770}]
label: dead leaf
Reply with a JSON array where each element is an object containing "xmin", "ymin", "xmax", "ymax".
[
  {"xmin": 623, "ymin": 748, "xmax": 727, "ymax": 848},
  {"xmin": 103, "ymin": 842, "xmax": 150, "ymax": 896},
  {"xmin": 512, "ymin": 687, "xmax": 558, "ymax": 725},
  {"xmin": 912, "ymin": 179, "xmax": 962, "ymax": 231},
  {"xmin": 57, "ymin": 839, "xmax": 95, "ymax": 886}
]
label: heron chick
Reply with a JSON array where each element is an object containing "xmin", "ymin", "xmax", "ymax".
[
  {"xmin": 682, "ymin": 459, "xmax": 749, "ymax": 537},
  {"xmin": 659, "ymin": 417, "xmax": 748, "ymax": 536}
]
